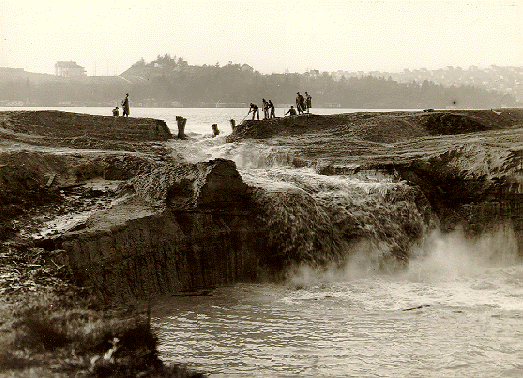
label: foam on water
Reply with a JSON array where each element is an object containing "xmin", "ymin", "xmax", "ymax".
[
  {"xmin": 148, "ymin": 110, "xmax": 523, "ymax": 377},
  {"xmin": 154, "ymin": 262, "xmax": 523, "ymax": 377}
]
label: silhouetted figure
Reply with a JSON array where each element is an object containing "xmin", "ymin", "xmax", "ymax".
[
  {"xmin": 268, "ymin": 100, "xmax": 275, "ymax": 118},
  {"xmin": 230, "ymin": 119, "xmax": 236, "ymax": 131},
  {"xmin": 285, "ymin": 106, "xmax": 297, "ymax": 116},
  {"xmin": 112, "ymin": 106, "xmax": 119, "ymax": 116},
  {"xmin": 121, "ymin": 93, "xmax": 130, "ymax": 117},
  {"xmin": 296, "ymin": 92, "xmax": 305, "ymax": 114},
  {"xmin": 212, "ymin": 124, "xmax": 220, "ymax": 137},
  {"xmin": 248, "ymin": 103, "xmax": 259, "ymax": 120},
  {"xmin": 305, "ymin": 92, "xmax": 312, "ymax": 113},
  {"xmin": 262, "ymin": 98, "xmax": 269, "ymax": 119}
]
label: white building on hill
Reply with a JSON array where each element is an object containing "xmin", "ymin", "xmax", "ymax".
[{"xmin": 55, "ymin": 61, "xmax": 86, "ymax": 77}]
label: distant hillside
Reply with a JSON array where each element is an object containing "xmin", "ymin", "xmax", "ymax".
[
  {"xmin": 0, "ymin": 67, "xmax": 57, "ymax": 84},
  {"xmin": 0, "ymin": 57, "xmax": 520, "ymax": 108}
]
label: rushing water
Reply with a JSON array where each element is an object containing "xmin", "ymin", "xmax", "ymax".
[
  {"xmin": 4, "ymin": 105, "xmax": 522, "ymax": 377},
  {"xmin": 150, "ymin": 224, "xmax": 523, "ymax": 378},
  {"xmin": 158, "ymin": 129, "xmax": 523, "ymax": 377}
]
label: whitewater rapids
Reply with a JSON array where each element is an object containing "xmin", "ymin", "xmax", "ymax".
[{"xmin": 152, "ymin": 135, "xmax": 523, "ymax": 378}]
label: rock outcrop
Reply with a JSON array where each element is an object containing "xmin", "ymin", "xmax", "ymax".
[{"xmin": 57, "ymin": 159, "xmax": 263, "ymax": 301}]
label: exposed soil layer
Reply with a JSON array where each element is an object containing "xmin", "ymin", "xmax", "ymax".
[
  {"xmin": 227, "ymin": 109, "xmax": 523, "ymax": 144},
  {"xmin": 0, "ymin": 110, "xmax": 175, "ymax": 153},
  {"xmin": 1, "ymin": 109, "xmax": 523, "ymax": 377},
  {"xmin": 0, "ymin": 110, "xmax": 172, "ymax": 141}
]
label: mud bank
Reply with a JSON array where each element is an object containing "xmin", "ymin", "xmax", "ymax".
[
  {"xmin": 1, "ymin": 109, "xmax": 522, "ymax": 303},
  {"xmin": 0, "ymin": 110, "xmax": 172, "ymax": 142}
]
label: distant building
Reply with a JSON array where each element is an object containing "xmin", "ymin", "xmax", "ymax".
[{"xmin": 55, "ymin": 61, "xmax": 86, "ymax": 77}]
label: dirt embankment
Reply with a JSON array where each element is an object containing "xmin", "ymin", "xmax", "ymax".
[
  {"xmin": 0, "ymin": 110, "xmax": 174, "ymax": 152},
  {"xmin": 227, "ymin": 108, "xmax": 523, "ymax": 143},
  {"xmin": 0, "ymin": 110, "xmax": 172, "ymax": 141},
  {"xmin": 0, "ymin": 111, "xmax": 210, "ymax": 377}
]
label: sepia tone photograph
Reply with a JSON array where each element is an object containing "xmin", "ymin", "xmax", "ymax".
[{"xmin": 0, "ymin": 0, "xmax": 522, "ymax": 377}]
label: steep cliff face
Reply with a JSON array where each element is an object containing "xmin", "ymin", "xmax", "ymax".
[
  {"xmin": 59, "ymin": 159, "xmax": 263, "ymax": 301},
  {"xmin": 394, "ymin": 144, "xmax": 523, "ymax": 257}
]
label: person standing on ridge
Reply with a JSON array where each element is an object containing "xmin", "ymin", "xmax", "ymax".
[
  {"xmin": 262, "ymin": 98, "xmax": 269, "ymax": 119},
  {"xmin": 296, "ymin": 92, "xmax": 302, "ymax": 114},
  {"xmin": 248, "ymin": 103, "xmax": 259, "ymax": 120},
  {"xmin": 268, "ymin": 100, "xmax": 275, "ymax": 118},
  {"xmin": 305, "ymin": 92, "xmax": 312, "ymax": 113},
  {"xmin": 296, "ymin": 92, "xmax": 305, "ymax": 114},
  {"xmin": 121, "ymin": 93, "xmax": 130, "ymax": 117}
]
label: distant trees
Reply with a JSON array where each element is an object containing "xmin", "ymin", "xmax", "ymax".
[{"xmin": 0, "ymin": 55, "xmax": 517, "ymax": 108}]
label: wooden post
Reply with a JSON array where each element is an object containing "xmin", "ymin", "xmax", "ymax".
[
  {"xmin": 229, "ymin": 119, "xmax": 236, "ymax": 131},
  {"xmin": 176, "ymin": 116, "xmax": 187, "ymax": 139}
]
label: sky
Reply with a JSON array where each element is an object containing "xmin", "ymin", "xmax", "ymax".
[{"xmin": 0, "ymin": 0, "xmax": 522, "ymax": 76}]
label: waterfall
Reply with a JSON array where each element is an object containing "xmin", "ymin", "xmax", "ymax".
[{"xmin": 170, "ymin": 137, "xmax": 521, "ymax": 277}]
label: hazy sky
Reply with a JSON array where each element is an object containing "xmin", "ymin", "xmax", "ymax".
[{"xmin": 1, "ymin": 0, "xmax": 522, "ymax": 76}]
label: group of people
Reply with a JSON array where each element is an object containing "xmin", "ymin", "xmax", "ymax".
[
  {"xmin": 285, "ymin": 91, "xmax": 312, "ymax": 116},
  {"xmin": 112, "ymin": 93, "xmax": 130, "ymax": 117},
  {"xmin": 248, "ymin": 92, "xmax": 313, "ymax": 120},
  {"xmin": 248, "ymin": 99, "xmax": 276, "ymax": 120},
  {"xmin": 113, "ymin": 91, "xmax": 313, "ymax": 132}
]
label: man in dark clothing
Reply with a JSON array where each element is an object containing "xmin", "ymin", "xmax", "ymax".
[
  {"xmin": 121, "ymin": 93, "xmax": 130, "ymax": 117},
  {"xmin": 262, "ymin": 98, "xmax": 269, "ymax": 119},
  {"xmin": 296, "ymin": 92, "xmax": 305, "ymax": 114},
  {"xmin": 296, "ymin": 92, "xmax": 302, "ymax": 114},
  {"xmin": 268, "ymin": 100, "xmax": 275, "ymax": 118},
  {"xmin": 248, "ymin": 103, "xmax": 259, "ymax": 120},
  {"xmin": 285, "ymin": 106, "xmax": 297, "ymax": 116}
]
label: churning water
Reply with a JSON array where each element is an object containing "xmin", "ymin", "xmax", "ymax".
[
  {"xmin": 5, "ymin": 106, "xmax": 521, "ymax": 377},
  {"xmin": 154, "ymin": 133, "xmax": 523, "ymax": 378},
  {"xmin": 153, "ymin": 254, "xmax": 523, "ymax": 378}
]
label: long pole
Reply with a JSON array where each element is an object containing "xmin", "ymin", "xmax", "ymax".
[{"xmin": 240, "ymin": 111, "xmax": 250, "ymax": 123}]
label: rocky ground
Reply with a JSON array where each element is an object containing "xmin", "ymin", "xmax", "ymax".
[
  {"xmin": 1, "ymin": 109, "xmax": 522, "ymax": 377},
  {"xmin": 0, "ymin": 111, "xmax": 206, "ymax": 377}
]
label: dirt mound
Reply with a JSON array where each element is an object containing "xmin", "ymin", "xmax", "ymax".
[
  {"xmin": 0, "ymin": 110, "xmax": 173, "ymax": 142},
  {"xmin": 227, "ymin": 109, "xmax": 523, "ymax": 144}
]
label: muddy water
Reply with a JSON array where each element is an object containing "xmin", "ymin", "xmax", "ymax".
[
  {"xmin": 151, "ymin": 131, "xmax": 523, "ymax": 377},
  {"xmin": 153, "ymin": 259, "xmax": 523, "ymax": 378}
]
